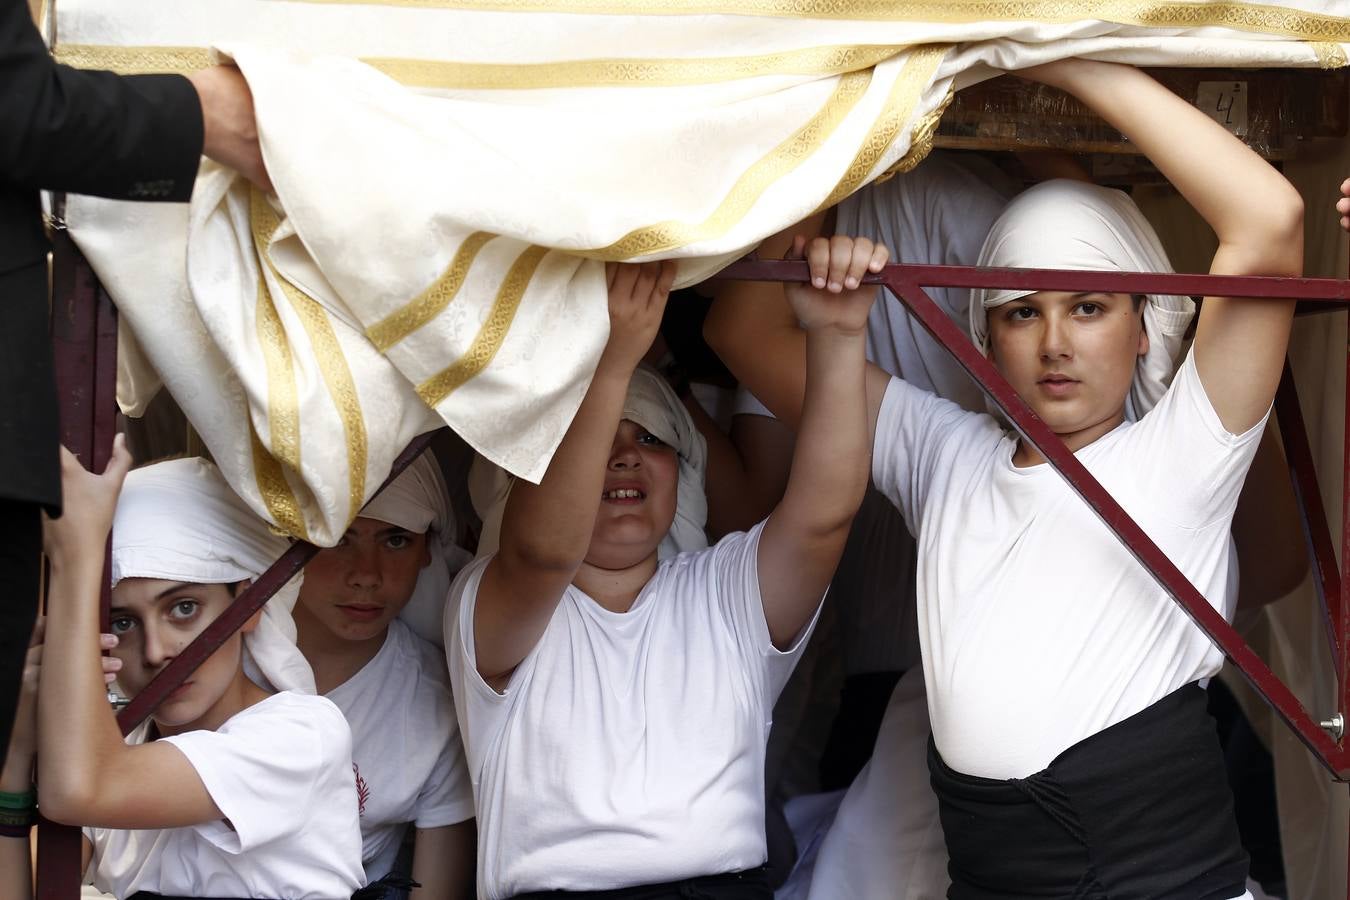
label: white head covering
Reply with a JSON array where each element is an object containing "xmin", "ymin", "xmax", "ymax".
[
  {"xmin": 355, "ymin": 450, "xmax": 470, "ymax": 647},
  {"xmin": 111, "ymin": 458, "xmax": 315, "ymax": 695},
  {"xmin": 969, "ymin": 180, "xmax": 1195, "ymax": 421},
  {"xmin": 471, "ymin": 363, "xmax": 709, "ymax": 561}
]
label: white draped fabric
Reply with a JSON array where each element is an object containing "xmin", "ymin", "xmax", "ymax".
[{"xmin": 53, "ymin": 0, "xmax": 1350, "ymax": 543}]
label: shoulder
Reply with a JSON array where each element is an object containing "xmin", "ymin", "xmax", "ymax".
[
  {"xmin": 1136, "ymin": 348, "xmax": 1264, "ymax": 449},
  {"xmin": 225, "ymin": 691, "xmax": 352, "ymax": 755},
  {"xmin": 653, "ymin": 522, "xmax": 764, "ymax": 599},
  {"xmin": 388, "ymin": 619, "xmax": 456, "ymax": 696},
  {"xmin": 877, "ymin": 375, "xmax": 997, "ymax": 447}
]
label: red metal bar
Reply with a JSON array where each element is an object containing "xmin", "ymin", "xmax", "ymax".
[
  {"xmin": 719, "ymin": 258, "xmax": 1348, "ymax": 777},
  {"xmin": 1342, "ymin": 247, "xmax": 1350, "ymax": 775},
  {"xmin": 779, "ymin": 262, "xmax": 1350, "ymax": 303},
  {"xmin": 37, "ymin": 228, "xmax": 102, "ymax": 900},
  {"xmin": 116, "ymin": 428, "xmax": 439, "ymax": 733},
  {"xmin": 1274, "ymin": 363, "xmax": 1342, "ymax": 669}
]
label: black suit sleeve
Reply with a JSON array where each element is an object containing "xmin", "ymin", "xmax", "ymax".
[{"xmin": 0, "ymin": 0, "xmax": 204, "ymax": 201}]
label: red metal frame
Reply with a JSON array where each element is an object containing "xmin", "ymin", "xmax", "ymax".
[
  {"xmin": 35, "ymin": 245, "xmax": 1350, "ymax": 894},
  {"xmin": 722, "ymin": 258, "xmax": 1350, "ymax": 778}
]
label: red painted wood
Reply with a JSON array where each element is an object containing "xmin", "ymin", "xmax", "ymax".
[
  {"xmin": 1274, "ymin": 363, "xmax": 1341, "ymax": 669},
  {"xmin": 38, "ymin": 230, "xmax": 100, "ymax": 900},
  {"xmin": 721, "ymin": 259, "xmax": 1350, "ymax": 303}
]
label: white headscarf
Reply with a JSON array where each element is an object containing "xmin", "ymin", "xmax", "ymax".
[
  {"xmin": 111, "ymin": 458, "xmax": 315, "ymax": 695},
  {"xmin": 969, "ymin": 180, "xmax": 1194, "ymax": 421},
  {"xmin": 356, "ymin": 450, "xmax": 470, "ymax": 648},
  {"xmin": 471, "ymin": 363, "xmax": 709, "ymax": 561}
]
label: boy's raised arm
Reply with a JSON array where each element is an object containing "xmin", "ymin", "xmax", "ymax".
[
  {"xmin": 758, "ymin": 236, "xmax": 886, "ymax": 648},
  {"xmin": 474, "ymin": 261, "xmax": 675, "ymax": 685},
  {"xmin": 705, "ymin": 216, "xmax": 892, "ymax": 445},
  {"xmin": 1020, "ymin": 60, "xmax": 1303, "ymax": 435}
]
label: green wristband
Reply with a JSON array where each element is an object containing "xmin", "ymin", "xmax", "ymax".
[
  {"xmin": 0, "ymin": 807, "xmax": 34, "ymax": 828},
  {"xmin": 0, "ymin": 787, "xmax": 36, "ymax": 811}
]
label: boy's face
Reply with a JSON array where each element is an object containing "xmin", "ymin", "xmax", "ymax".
[
  {"xmin": 110, "ymin": 578, "xmax": 256, "ymax": 733},
  {"xmin": 585, "ymin": 419, "xmax": 679, "ymax": 570},
  {"xmin": 296, "ymin": 517, "xmax": 431, "ymax": 643},
  {"xmin": 987, "ymin": 290, "xmax": 1147, "ymax": 447}
]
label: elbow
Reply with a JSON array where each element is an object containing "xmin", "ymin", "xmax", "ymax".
[
  {"xmin": 1270, "ymin": 186, "xmax": 1305, "ymax": 253},
  {"xmin": 38, "ymin": 776, "xmax": 99, "ymax": 826},
  {"xmin": 1248, "ymin": 185, "xmax": 1305, "ymax": 273}
]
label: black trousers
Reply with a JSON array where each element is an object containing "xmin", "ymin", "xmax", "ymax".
[
  {"xmin": 929, "ymin": 684, "xmax": 1249, "ymax": 900},
  {"xmin": 0, "ymin": 500, "xmax": 41, "ymax": 772},
  {"xmin": 509, "ymin": 867, "xmax": 771, "ymax": 900}
]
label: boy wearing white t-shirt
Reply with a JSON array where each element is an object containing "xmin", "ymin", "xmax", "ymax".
[
  {"xmin": 293, "ymin": 451, "xmax": 475, "ymax": 897},
  {"xmin": 446, "ymin": 251, "xmax": 883, "ymax": 900},
  {"xmin": 0, "ymin": 449, "xmax": 365, "ymax": 900},
  {"xmin": 709, "ymin": 59, "xmax": 1303, "ymax": 899}
]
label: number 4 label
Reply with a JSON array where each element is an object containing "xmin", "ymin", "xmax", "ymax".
[{"xmin": 1196, "ymin": 81, "xmax": 1248, "ymax": 136}]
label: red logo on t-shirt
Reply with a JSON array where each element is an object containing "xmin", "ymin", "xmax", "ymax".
[{"xmin": 353, "ymin": 763, "xmax": 370, "ymax": 817}]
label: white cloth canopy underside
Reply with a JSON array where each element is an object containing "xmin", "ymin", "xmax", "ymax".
[{"xmin": 54, "ymin": 0, "xmax": 1349, "ymax": 544}]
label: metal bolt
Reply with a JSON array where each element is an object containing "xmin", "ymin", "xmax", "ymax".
[
  {"xmin": 1320, "ymin": 713, "xmax": 1344, "ymax": 740},
  {"xmin": 106, "ymin": 690, "xmax": 130, "ymax": 711}
]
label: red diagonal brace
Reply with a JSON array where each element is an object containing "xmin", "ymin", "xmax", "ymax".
[
  {"xmin": 718, "ymin": 258, "xmax": 1348, "ymax": 778},
  {"xmin": 116, "ymin": 429, "xmax": 440, "ymax": 733},
  {"xmin": 1274, "ymin": 362, "xmax": 1341, "ymax": 670}
]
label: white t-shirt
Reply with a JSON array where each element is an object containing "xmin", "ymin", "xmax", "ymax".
[
  {"xmin": 445, "ymin": 523, "xmax": 819, "ymax": 900},
  {"xmin": 327, "ymin": 618, "xmax": 475, "ymax": 882},
  {"xmin": 872, "ymin": 350, "xmax": 1264, "ymax": 780},
  {"xmin": 87, "ymin": 692, "xmax": 365, "ymax": 900}
]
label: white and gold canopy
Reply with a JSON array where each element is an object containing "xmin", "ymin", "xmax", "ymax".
[{"xmin": 52, "ymin": 0, "xmax": 1348, "ymax": 545}]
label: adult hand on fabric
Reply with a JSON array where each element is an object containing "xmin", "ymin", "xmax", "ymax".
[
  {"xmin": 1337, "ymin": 177, "xmax": 1350, "ymax": 232},
  {"xmin": 785, "ymin": 234, "xmax": 888, "ymax": 336},
  {"xmin": 41, "ymin": 434, "xmax": 133, "ymax": 569},
  {"xmin": 601, "ymin": 260, "xmax": 676, "ymax": 373},
  {"xmin": 188, "ymin": 65, "xmax": 273, "ymax": 193}
]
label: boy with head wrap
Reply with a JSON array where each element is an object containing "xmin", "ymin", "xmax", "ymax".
[
  {"xmin": 291, "ymin": 451, "xmax": 475, "ymax": 898},
  {"xmin": 445, "ymin": 249, "xmax": 881, "ymax": 900},
  {"xmin": 0, "ymin": 443, "xmax": 365, "ymax": 900},
  {"xmin": 710, "ymin": 58, "xmax": 1304, "ymax": 899}
]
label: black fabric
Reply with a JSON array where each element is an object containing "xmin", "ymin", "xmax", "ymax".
[
  {"xmin": 0, "ymin": 500, "xmax": 41, "ymax": 773},
  {"xmin": 0, "ymin": 262, "xmax": 60, "ymax": 510},
  {"xmin": 1208, "ymin": 678, "xmax": 1285, "ymax": 896},
  {"xmin": 929, "ymin": 683, "xmax": 1249, "ymax": 900},
  {"xmin": 818, "ymin": 669, "xmax": 904, "ymax": 791},
  {"xmin": 0, "ymin": 0, "xmax": 204, "ymax": 511},
  {"xmin": 509, "ymin": 867, "xmax": 771, "ymax": 900},
  {"xmin": 351, "ymin": 875, "xmax": 421, "ymax": 900}
]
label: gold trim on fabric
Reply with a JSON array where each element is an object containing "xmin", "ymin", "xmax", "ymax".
[
  {"xmin": 251, "ymin": 194, "xmax": 369, "ymax": 523},
  {"xmin": 368, "ymin": 44, "xmax": 902, "ymax": 88},
  {"xmin": 279, "ymin": 0, "xmax": 1350, "ymax": 40},
  {"xmin": 247, "ymin": 209, "xmax": 310, "ymax": 543},
  {"xmin": 1312, "ymin": 42, "xmax": 1349, "ymax": 69},
  {"xmin": 416, "ymin": 245, "xmax": 548, "ymax": 406},
  {"xmin": 586, "ymin": 67, "xmax": 872, "ymax": 261},
  {"xmin": 53, "ymin": 42, "xmax": 901, "ymax": 87},
  {"xmin": 367, "ymin": 232, "xmax": 496, "ymax": 352},
  {"xmin": 815, "ymin": 45, "xmax": 946, "ymax": 214},
  {"xmin": 53, "ymin": 44, "xmax": 214, "ymax": 74},
  {"xmin": 873, "ymin": 79, "xmax": 954, "ymax": 182},
  {"xmin": 249, "ymin": 421, "xmax": 310, "ymax": 541}
]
